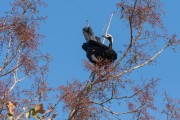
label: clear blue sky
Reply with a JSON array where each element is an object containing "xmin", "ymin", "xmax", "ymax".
[
  {"xmin": 1, "ymin": 0, "xmax": 180, "ymax": 119},
  {"xmin": 39, "ymin": 1, "xmax": 180, "ymax": 118}
]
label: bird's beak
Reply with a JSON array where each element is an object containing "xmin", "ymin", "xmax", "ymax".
[{"xmin": 82, "ymin": 27, "xmax": 88, "ymax": 32}]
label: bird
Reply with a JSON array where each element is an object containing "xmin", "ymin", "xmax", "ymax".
[{"xmin": 82, "ymin": 26, "xmax": 117, "ymax": 66}]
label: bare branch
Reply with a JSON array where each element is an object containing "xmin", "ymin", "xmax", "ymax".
[
  {"xmin": 92, "ymin": 100, "xmax": 146, "ymax": 116},
  {"xmin": 0, "ymin": 64, "xmax": 23, "ymax": 78},
  {"xmin": 116, "ymin": 79, "xmax": 158, "ymax": 100},
  {"xmin": 114, "ymin": 43, "xmax": 169, "ymax": 78}
]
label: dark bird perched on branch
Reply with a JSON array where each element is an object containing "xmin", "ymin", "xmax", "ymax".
[{"xmin": 82, "ymin": 26, "xmax": 117, "ymax": 66}]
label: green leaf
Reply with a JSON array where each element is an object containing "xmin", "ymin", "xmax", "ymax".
[
  {"xmin": 87, "ymin": 84, "xmax": 92, "ymax": 91},
  {"xmin": 30, "ymin": 108, "xmax": 38, "ymax": 118}
]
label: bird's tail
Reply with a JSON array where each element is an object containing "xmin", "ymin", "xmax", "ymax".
[{"xmin": 82, "ymin": 26, "xmax": 96, "ymax": 42}]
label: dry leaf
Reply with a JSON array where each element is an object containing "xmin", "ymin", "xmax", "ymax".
[
  {"xmin": 52, "ymin": 114, "xmax": 57, "ymax": 118},
  {"xmin": 38, "ymin": 109, "xmax": 45, "ymax": 114},
  {"xmin": 6, "ymin": 101, "xmax": 17, "ymax": 115},
  {"xmin": 26, "ymin": 111, "xmax": 30, "ymax": 119},
  {"xmin": 35, "ymin": 103, "xmax": 45, "ymax": 114}
]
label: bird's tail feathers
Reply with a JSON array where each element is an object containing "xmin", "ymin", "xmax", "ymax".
[{"xmin": 82, "ymin": 26, "xmax": 96, "ymax": 42}]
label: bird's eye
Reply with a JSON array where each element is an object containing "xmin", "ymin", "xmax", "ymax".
[{"xmin": 107, "ymin": 34, "xmax": 111, "ymax": 37}]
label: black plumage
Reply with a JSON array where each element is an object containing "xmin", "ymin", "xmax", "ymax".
[{"xmin": 82, "ymin": 26, "xmax": 117, "ymax": 66}]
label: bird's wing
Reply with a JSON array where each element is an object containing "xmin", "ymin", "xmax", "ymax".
[
  {"xmin": 88, "ymin": 40, "xmax": 108, "ymax": 48},
  {"xmin": 82, "ymin": 43, "xmax": 88, "ymax": 51},
  {"xmin": 91, "ymin": 54, "xmax": 102, "ymax": 62}
]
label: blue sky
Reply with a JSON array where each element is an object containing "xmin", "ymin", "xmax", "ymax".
[{"xmin": 1, "ymin": 0, "xmax": 180, "ymax": 119}]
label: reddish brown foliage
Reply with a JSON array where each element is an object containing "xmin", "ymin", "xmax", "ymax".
[
  {"xmin": 0, "ymin": 0, "xmax": 53, "ymax": 119},
  {"xmin": 13, "ymin": 20, "xmax": 38, "ymax": 49},
  {"xmin": 117, "ymin": 0, "xmax": 164, "ymax": 29},
  {"xmin": 60, "ymin": 80, "xmax": 99, "ymax": 119},
  {"xmin": 162, "ymin": 93, "xmax": 180, "ymax": 119}
]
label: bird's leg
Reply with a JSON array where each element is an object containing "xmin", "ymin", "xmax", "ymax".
[
  {"xmin": 89, "ymin": 71, "xmax": 95, "ymax": 82},
  {"xmin": 91, "ymin": 72, "xmax": 95, "ymax": 82}
]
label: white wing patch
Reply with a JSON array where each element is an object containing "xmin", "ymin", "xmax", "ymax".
[{"xmin": 91, "ymin": 54, "xmax": 102, "ymax": 62}]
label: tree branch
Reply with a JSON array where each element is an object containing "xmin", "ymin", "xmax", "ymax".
[
  {"xmin": 114, "ymin": 43, "xmax": 169, "ymax": 78},
  {"xmin": 92, "ymin": 100, "xmax": 146, "ymax": 116}
]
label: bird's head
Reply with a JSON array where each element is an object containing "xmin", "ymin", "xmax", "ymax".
[{"xmin": 102, "ymin": 34, "xmax": 113, "ymax": 43}]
